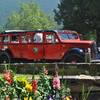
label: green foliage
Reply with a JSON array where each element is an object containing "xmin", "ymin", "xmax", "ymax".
[
  {"xmin": 54, "ymin": 0, "xmax": 100, "ymax": 39},
  {"xmin": 6, "ymin": 1, "xmax": 57, "ymax": 30},
  {"xmin": 0, "ymin": 65, "xmax": 72, "ymax": 99},
  {"xmin": 38, "ymin": 72, "xmax": 52, "ymax": 99},
  {"xmin": 60, "ymin": 82, "xmax": 71, "ymax": 99},
  {"xmin": 81, "ymin": 84, "xmax": 92, "ymax": 100},
  {"xmin": 0, "ymin": 25, "xmax": 4, "ymax": 32}
]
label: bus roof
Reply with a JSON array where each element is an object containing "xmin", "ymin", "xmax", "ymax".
[
  {"xmin": 2, "ymin": 30, "xmax": 56, "ymax": 34},
  {"xmin": 1, "ymin": 30, "xmax": 78, "ymax": 34}
]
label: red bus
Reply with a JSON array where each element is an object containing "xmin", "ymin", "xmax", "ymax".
[{"xmin": 0, "ymin": 30, "xmax": 96, "ymax": 63}]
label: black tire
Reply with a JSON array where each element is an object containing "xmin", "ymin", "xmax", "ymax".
[
  {"xmin": 63, "ymin": 53, "xmax": 85, "ymax": 63},
  {"xmin": 0, "ymin": 52, "xmax": 11, "ymax": 63}
]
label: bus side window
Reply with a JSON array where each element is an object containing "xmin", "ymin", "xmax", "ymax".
[
  {"xmin": 28, "ymin": 35, "xmax": 33, "ymax": 43},
  {"xmin": 11, "ymin": 35, "xmax": 19, "ymax": 43},
  {"xmin": 0, "ymin": 37, "xmax": 3, "ymax": 42},
  {"xmin": 21, "ymin": 35, "xmax": 27, "ymax": 43},
  {"xmin": 33, "ymin": 33, "xmax": 43, "ymax": 43},
  {"xmin": 3, "ymin": 36, "xmax": 10, "ymax": 43},
  {"xmin": 46, "ymin": 33, "xmax": 58, "ymax": 43}
]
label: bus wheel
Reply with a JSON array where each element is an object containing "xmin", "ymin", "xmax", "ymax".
[
  {"xmin": 64, "ymin": 53, "xmax": 84, "ymax": 63},
  {"xmin": 0, "ymin": 52, "xmax": 11, "ymax": 63}
]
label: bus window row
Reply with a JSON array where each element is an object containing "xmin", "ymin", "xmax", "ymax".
[{"xmin": 0, "ymin": 32, "xmax": 58, "ymax": 43}]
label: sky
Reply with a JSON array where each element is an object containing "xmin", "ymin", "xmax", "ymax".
[
  {"xmin": 36, "ymin": 0, "xmax": 59, "ymax": 13},
  {"xmin": 0, "ymin": 0, "xmax": 59, "ymax": 25}
]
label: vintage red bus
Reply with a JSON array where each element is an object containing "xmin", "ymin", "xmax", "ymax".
[{"xmin": 0, "ymin": 30, "xmax": 97, "ymax": 63}]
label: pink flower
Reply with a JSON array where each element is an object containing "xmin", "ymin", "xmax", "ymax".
[{"xmin": 52, "ymin": 76, "xmax": 60, "ymax": 90}]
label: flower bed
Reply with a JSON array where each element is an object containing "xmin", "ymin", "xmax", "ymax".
[{"xmin": 0, "ymin": 67, "xmax": 73, "ymax": 100}]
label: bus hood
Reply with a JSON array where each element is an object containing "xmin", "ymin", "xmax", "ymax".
[{"xmin": 61, "ymin": 40, "xmax": 95, "ymax": 45}]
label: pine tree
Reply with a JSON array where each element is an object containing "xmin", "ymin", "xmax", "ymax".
[{"xmin": 54, "ymin": 0, "xmax": 100, "ymax": 42}]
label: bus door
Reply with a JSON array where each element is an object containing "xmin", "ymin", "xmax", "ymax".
[
  {"xmin": 44, "ymin": 32, "xmax": 61, "ymax": 60},
  {"xmin": 21, "ymin": 32, "xmax": 44, "ymax": 61},
  {"xmin": 20, "ymin": 33, "xmax": 29, "ymax": 58},
  {"xmin": 10, "ymin": 34, "xmax": 21, "ymax": 58}
]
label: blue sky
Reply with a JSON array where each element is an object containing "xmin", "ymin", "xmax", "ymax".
[
  {"xmin": 36, "ymin": 0, "xmax": 59, "ymax": 13},
  {"xmin": 0, "ymin": 0, "xmax": 59, "ymax": 25}
]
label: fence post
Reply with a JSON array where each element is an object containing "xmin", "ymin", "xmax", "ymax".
[{"xmin": 85, "ymin": 48, "xmax": 91, "ymax": 63}]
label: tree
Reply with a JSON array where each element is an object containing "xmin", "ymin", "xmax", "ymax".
[
  {"xmin": 0, "ymin": 25, "xmax": 4, "ymax": 32},
  {"xmin": 54, "ymin": 0, "xmax": 100, "ymax": 43},
  {"xmin": 5, "ymin": 2, "xmax": 57, "ymax": 30}
]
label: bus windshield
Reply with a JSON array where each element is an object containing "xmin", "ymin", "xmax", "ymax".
[{"xmin": 59, "ymin": 32, "xmax": 79, "ymax": 40}]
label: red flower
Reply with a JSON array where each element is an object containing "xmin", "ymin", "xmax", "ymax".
[
  {"xmin": 3, "ymin": 70, "xmax": 13, "ymax": 85},
  {"xmin": 32, "ymin": 80, "xmax": 38, "ymax": 94}
]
